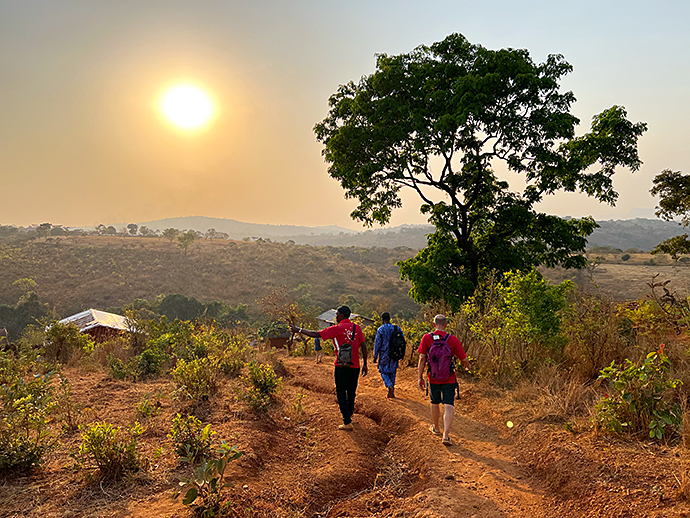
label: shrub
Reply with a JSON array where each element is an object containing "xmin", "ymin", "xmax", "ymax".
[
  {"xmin": 211, "ymin": 339, "xmax": 250, "ymax": 377},
  {"xmin": 174, "ymin": 441, "xmax": 242, "ymax": 517},
  {"xmin": 240, "ymin": 362, "xmax": 281, "ymax": 412},
  {"xmin": 44, "ymin": 322, "xmax": 95, "ymax": 364},
  {"xmin": 137, "ymin": 347, "xmax": 169, "ymax": 377},
  {"xmin": 78, "ymin": 421, "xmax": 142, "ymax": 479},
  {"xmin": 108, "ymin": 354, "xmax": 140, "ymax": 382},
  {"xmin": 0, "ymin": 373, "xmax": 56, "ymax": 470},
  {"xmin": 596, "ymin": 346, "xmax": 683, "ymax": 440},
  {"xmin": 172, "ymin": 358, "xmax": 219, "ymax": 400},
  {"xmin": 460, "ymin": 270, "xmax": 570, "ymax": 384},
  {"xmin": 168, "ymin": 413, "xmax": 214, "ymax": 463}
]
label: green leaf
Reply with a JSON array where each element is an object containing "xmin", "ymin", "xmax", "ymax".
[{"xmin": 183, "ymin": 487, "xmax": 199, "ymax": 505}]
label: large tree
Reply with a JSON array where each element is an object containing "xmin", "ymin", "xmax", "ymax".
[
  {"xmin": 649, "ymin": 169, "xmax": 690, "ymax": 259},
  {"xmin": 314, "ymin": 33, "xmax": 646, "ymax": 309}
]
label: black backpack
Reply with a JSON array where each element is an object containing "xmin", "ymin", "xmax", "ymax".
[
  {"xmin": 388, "ymin": 325, "xmax": 406, "ymax": 361},
  {"xmin": 336, "ymin": 323, "xmax": 357, "ymax": 367}
]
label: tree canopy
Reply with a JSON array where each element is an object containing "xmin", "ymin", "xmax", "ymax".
[
  {"xmin": 314, "ymin": 33, "xmax": 647, "ymax": 309},
  {"xmin": 650, "ymin": 169, "xmax": 690, "ymax": 259}
]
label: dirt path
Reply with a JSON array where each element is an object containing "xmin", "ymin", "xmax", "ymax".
[
  {"xmin": 5, "ymin": 354, "xmax": 689, "ymax": 517},
  {"xmin": 285, "ymin": 357, "xmax": 547, "ymax": 517}
]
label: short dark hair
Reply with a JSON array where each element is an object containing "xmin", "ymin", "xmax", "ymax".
[
  {"xmin": 381, "ymin": 312, "xmax": 390, "ymax": 321},
  {"xmin": 336, "ymin": 305, "xmax": 351, "ymax": 319}
]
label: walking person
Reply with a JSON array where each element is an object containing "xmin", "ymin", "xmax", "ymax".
[
  {"xmin": 314, "ymin": 336, "xmax": 324, "ymax": 363},
  {"xmin": 291, "ymin": 305, "xmax": 368, "ymax": 430},
  {"xmin": 373, "ymin": 312, "xmax": 404, "ymax": 398},
  {"xmin": 417, "ymin": 314, "xmax": 470, "ymax": 446}
]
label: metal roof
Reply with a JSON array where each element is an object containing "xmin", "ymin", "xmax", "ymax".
[
  {"xmin": 316, "ymin": 309, "xmax": 375, "ymax": 330},
  {"xmin": 58, "ymin": 309, "xmax": 130, "ymax": 332}
]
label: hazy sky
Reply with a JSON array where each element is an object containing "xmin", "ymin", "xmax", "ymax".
[{"xmin": 1, "ymin": 1, "xmax": 688, "ymax": 230}]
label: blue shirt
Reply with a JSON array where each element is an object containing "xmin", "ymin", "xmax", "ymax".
[{"xmin": 374, "ymin": 323, "xmax": 401, "ymax": 373}]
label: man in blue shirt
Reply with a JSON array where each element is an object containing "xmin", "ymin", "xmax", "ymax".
[{"xmin": 373, "ymin": 312, "xmax": 403, "ymax": 398}]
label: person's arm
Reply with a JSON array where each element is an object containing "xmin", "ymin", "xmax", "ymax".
[
  {"xmin": 373, "ymin": 329, "xmax": 381, "ymax": 363},
  {"xmin": 417, "ymin": 353, "xmax": 427, "ymax": 390},
  {"xmin": 289, "ymin": 325, "xmax": 320, "ymax": 339},
  {"xmin": 359, "ymin": 327, "xmax": 368, "ymax": 376}
]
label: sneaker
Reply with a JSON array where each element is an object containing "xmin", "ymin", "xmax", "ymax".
[
  {"xmin": 387, "ymin": 387, "xmax": 395, "ymax": 398},
  {"xmin": 442, "ymin": 437, "xmax": 453, "ymax": 446},
  {"xmin": 429, "ymin": 425, "xmax": 442, "ymax": 436},
  {"xmin": 338, "ymin": 423, "xmax": 353, "ymax": 431}
]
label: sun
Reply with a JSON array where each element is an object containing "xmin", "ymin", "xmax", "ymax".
[{"xmin": 160, "ymin": 84, "xmax": 215, "ymax": 130}]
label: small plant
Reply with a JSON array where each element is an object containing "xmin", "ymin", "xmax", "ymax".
[
  {"xmin": 78, "ymin": 421, "xmax": 142, "ymax": 479},
  {"xmin": 292, "ymin": 391, "xmax": 306, "ymax": 415},
  {"xmin": 54, "ymin": 376, "xmax": 84, "ymax": 432},
  {"xmin": 0, "ymin": 372, "xmax": 56, "ymax": 470},
  {"xmin": 136, "ymin": 394, "xmax": 160, "ymax": 418},
  {"xmin": 240, "ymin": 362, "xmax": 282, "ymax": 412},
  {"xmin": 171, "ymin": 358, "xmax": 219, "ymax": 400},
  {"xmin": 168, "ymin": 413, "xmax": 214, "ymax": 463},
  {"xmin": 596, "ymin": 345, "xmax": 683, "ymax": 440},
  {"xmin": 173, "ymin": 441, "xmax": 242, "ymax": 517}
]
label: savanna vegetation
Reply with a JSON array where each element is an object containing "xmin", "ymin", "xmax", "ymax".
[{"xmin": 6, "ymin": 32, "xmax": 690, "ymax": 517}]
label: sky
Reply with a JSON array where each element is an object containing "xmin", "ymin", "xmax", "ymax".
[{"xmin": 1, "ymin": 0, "xmax": 689, "ymax": 230}]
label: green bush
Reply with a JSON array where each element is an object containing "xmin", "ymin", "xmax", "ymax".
[
  {"xmin": 78, "ymin": 421, "xmax": 142, "ymax": 479},
  {"xmin": 460, "ymin": 269, "xmax": 570, "ymax": 384},
  {"xmin": 168, "ymin": 413, "xmax": 214, "ymax": 463},
  {"xmin": 174, "ymin": 442, "xmax": 242, "ymax": 517},
  {"xmin": 171, "ymin": 358, "xmax": 219, "ymax": 400},
  {"xmin": 240, "ymin": 362, "xmax": 281, "ymax": 412},
  {"xmin": 108, "ymin": 354, "xmax": 140, "ymax": 381},
  {"xmin": 44, "ymin": 322, "xmax": 95, "ymax": 364},
  {"xmin": 138, "ymin": 347, "xmax": 169, "ymax": 377},
  {"xmin": 0, "ymin": 373, "xmax": 56, "ymax": 470},
  {"xmin": 211, "ymin": 340, "xmax": 250, "ymax": 377},
  {"xmin": 596, "ymin": 347, "xmax": 683, "ymax": 440}
]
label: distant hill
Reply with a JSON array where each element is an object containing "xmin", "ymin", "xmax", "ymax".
[
  {"xmin": 0, "ymin": 236, "xmax": 418, "ymax": 318},
  {"xmin": 98, "ymin": 216, "xmax": 687, "ymax": 252},
  {"xmin": 586, "ymin": 218, "xmax": 686, "ymax": 252}
]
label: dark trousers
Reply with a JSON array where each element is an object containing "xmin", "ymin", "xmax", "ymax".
[{"xmin": 334, "ymin": 366, "xmax": 360, "ymax": 425}]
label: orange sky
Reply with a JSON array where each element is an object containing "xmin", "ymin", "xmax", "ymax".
[{"xmin": 1, "ymin": 1, "xmax": 689, "ymax": 229}]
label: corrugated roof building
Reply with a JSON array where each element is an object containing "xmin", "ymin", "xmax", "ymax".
[{"xmin": 58, "ymin": 309, "xmax": 131, "ymax": 341}]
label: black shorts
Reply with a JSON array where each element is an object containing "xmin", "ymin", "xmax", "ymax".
[{"xmin": 429, "ymin": 382, "xmax": 455, "ymax": 406}]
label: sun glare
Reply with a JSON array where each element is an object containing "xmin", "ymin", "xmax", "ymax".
[{"xmin": 160, "ymin": 84, "xmax": 215, "ymax": 130}]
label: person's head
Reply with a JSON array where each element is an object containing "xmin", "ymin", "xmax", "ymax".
[
  {"xmin": 336, "ymin": 305, "xmax": 351, "ymax": 322},
  {"xmin": 381, "ymin": 312, "xmax": 390, "ymax": 323},
  {"xmin": 433, "ymin": 314, "xmax": 447, "ymax": 330}
]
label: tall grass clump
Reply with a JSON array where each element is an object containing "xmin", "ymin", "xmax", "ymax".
[{"xmin": 561, "ymin": 288, "xmax": 630, "ymax": 380}]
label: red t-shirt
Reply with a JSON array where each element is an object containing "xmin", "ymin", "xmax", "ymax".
[
  {"xmin": 319, "ymin": 319, "xmax": 365, "ymax": 369},
  {"xmin": 418, "ymin": 331, "xmax": 466, "ymax": 384}
]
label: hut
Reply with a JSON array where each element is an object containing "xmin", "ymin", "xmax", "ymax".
[
  {"xmin": 316, "ymin": 309, "xmax": 375, "ymax": 330},
  {"xmin": 58, "ymin": 309, "xmax": 131, "ymax": 342}
]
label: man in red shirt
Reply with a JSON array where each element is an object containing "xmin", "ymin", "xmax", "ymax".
[
  {"xmin": 291, "ymin": 305, "xmax": 368, "ymax": 431},
  {"xmin": 418, "ymin": 314, "xmax": 470, "ymax": 446}
]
